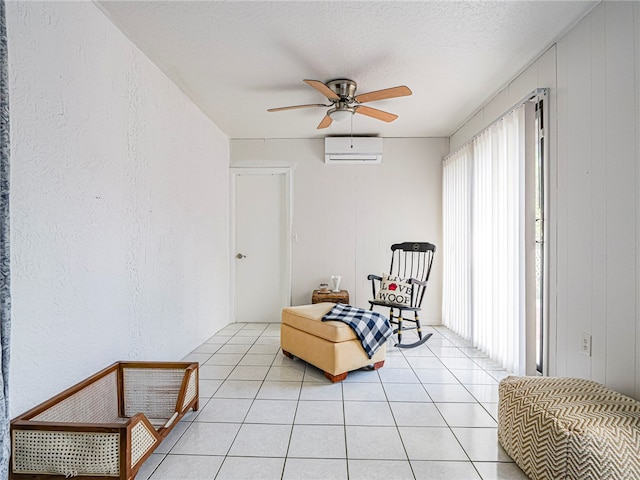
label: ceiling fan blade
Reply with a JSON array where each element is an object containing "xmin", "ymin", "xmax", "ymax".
[
  {"xmin": 304, "ymin": 79, "xmax": 340, "ymax": 101},
  {"xmin": 354, "ymin": 86, "xmax": 412, "ymax": 104},
  {"xmin": 267, "ymin": 103, "xmax": 327, "ymax": 112},
  {"xmin": 317, "ymin": 115, "xmax": 333, "ymax": 129},
  {"xmin": 354, "ymin": 106, "xmax": 398, "ymax": 123}
]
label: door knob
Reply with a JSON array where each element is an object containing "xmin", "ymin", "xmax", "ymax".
[{"xmin": 236, "ymin": 253, "xmax": 246, "ymax": 259}]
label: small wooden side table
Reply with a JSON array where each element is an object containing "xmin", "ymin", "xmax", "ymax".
[{"xmin": 311, "ymin": 289, "xmax": 350, "ymax": 304}]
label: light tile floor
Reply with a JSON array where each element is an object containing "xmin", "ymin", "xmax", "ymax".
[{"xmin": 137, "ymin": 323, "xmax": 528, "ymax": 480}]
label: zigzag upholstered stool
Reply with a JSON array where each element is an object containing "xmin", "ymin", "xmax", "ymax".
[
  {"xmin": 280, "ymin": 303, "xmax": 385, "ymax": 382},
  {"xmin": 498, "ymin": 376, "xmax": 640, "ymax": 480}
]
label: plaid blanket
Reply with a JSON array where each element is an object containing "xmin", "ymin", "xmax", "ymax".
[{"xmin": 322, "ymin": 303, "xmax": 392, "ymax": 359}]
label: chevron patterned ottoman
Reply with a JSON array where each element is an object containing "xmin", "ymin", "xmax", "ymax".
[{"xmin": 498, "ymin": 376, "xmax": 640, "ymax": 480}]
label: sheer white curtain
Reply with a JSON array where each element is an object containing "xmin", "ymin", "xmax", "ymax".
[
  {"xmin": 443, "ymin": 105, "xmax": 526, "ymax": 374},
  {"xmin": 442, "ymin": 143, "xmax": 473, "ymax": 339}
]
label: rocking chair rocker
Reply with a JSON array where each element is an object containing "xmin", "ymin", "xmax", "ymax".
[{"xmin": 368, "ymin": 242, "xmax": 436, "ymax": 348}]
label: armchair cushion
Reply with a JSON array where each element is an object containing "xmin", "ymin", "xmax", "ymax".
[{"xmin": 374, "ymin": 273, "xmax": 413, "ymax": 306}]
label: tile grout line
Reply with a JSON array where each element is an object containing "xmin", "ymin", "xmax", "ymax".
[
  {"xmin": 211, "ymin": 323, "xmax": 256, "ymax": 479},
  {"xmin": 202, "ymin": 323, "xmax": 264, "ymax": 479},
  {"xmin": 382, "ymin": 354, "xmax": 418, "ymax": 480},
  {"xmin": 279, "ymin": 345, "xmax": 305, "ymax": 480}
]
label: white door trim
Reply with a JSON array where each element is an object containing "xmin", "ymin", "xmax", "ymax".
[{"xmin": 229, "ymin": 167, "xmax": 293, "ymax": 324}]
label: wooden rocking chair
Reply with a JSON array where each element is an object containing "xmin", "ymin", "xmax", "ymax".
[{"xmin": 368, "ymin": 242, "xmax": 436, "ymax": 348}]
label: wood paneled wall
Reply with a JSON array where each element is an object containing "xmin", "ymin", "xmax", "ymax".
[{"xmin": 556, "ymin": 1, "xmax": 639, "ymax": 398}]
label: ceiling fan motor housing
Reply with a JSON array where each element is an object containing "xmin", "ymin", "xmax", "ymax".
[{"xmin": 327, "ymin": 79, "xmax": 357, "ymax": 101}]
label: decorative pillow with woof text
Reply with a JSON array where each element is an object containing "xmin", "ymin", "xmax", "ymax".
[{"xmin": 375, "ymin": 273, "xmax": 413, "ymax": 306}]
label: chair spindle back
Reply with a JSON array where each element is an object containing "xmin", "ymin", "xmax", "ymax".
[{"xmin": 389, "ymin": 242, "xmax": 436, "ymax": 308}]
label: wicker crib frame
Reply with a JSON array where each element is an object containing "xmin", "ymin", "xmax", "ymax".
[{"xmin": 10, "ymin": 361, "xmax": 199, "ymax": 480}]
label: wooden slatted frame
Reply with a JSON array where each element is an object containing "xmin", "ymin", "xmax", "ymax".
[{"xmin": 10, "ymin": 361, "xmax": 199, "ymax": 480}]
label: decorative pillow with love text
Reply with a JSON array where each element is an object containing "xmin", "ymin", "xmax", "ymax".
[{"xmin": 374, "ymin": 273, "xmax": 413, "ymax": 306}]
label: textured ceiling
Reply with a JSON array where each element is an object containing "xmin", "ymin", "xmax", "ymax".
[{"xmin": 97, "ymin": 1, "xmax": 597, "ymax": 139}]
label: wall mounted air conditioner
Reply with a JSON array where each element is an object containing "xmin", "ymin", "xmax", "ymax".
[{"xmin": 324, "ymin": 136, "xmax": 383, "ymax": 164}]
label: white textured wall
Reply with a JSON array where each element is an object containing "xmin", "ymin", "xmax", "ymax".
[
  {"xmin": 449, "ymin": 1, "xmax": 640, "ymax": 399},
  {"xmin": 231, "ymin": 137, "xmax": 448, "ymax": 324},
  {"xmin": 7, "ymin": 2, "xmax": 230, "ymax": 416}
]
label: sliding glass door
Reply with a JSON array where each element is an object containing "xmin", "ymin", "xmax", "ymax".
[
  {"xmin": 534, "ymin": 97, "xmax": 548, "ymax": 375},
  {"xmin": 442, "ymin": 89, "xmax": 548, "ymax": 375}
]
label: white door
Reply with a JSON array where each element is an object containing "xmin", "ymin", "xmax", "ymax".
[{"xmin": 233, "ymin": 169, "xmax": 291, "ymax": 323}]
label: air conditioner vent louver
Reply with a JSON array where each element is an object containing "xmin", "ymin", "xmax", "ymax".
[{"xmin": 324, "ymin": 137, "xmax": 383, "ymax": 164}]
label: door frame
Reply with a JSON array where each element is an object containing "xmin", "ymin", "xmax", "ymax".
[
  {"xmin": 524, "ymin": 89, "xmax": 549, "ymax": 376},
  {"xmin": 229, "ymin": 167, "xmax": 293, "ymax": 323}
]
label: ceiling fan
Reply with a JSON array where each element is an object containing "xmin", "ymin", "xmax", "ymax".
[{"xmin": 268, "ymin": 79, "xmax": 412, "ymax": 129}]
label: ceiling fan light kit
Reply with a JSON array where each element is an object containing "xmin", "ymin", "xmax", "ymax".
[
  {"xmin": 268, "ymin": 78, "xmax": 411, "ymax": 129},
  {"xmin": 328, "ymin": 107, "xmax": 354, "ymax": 122}
]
